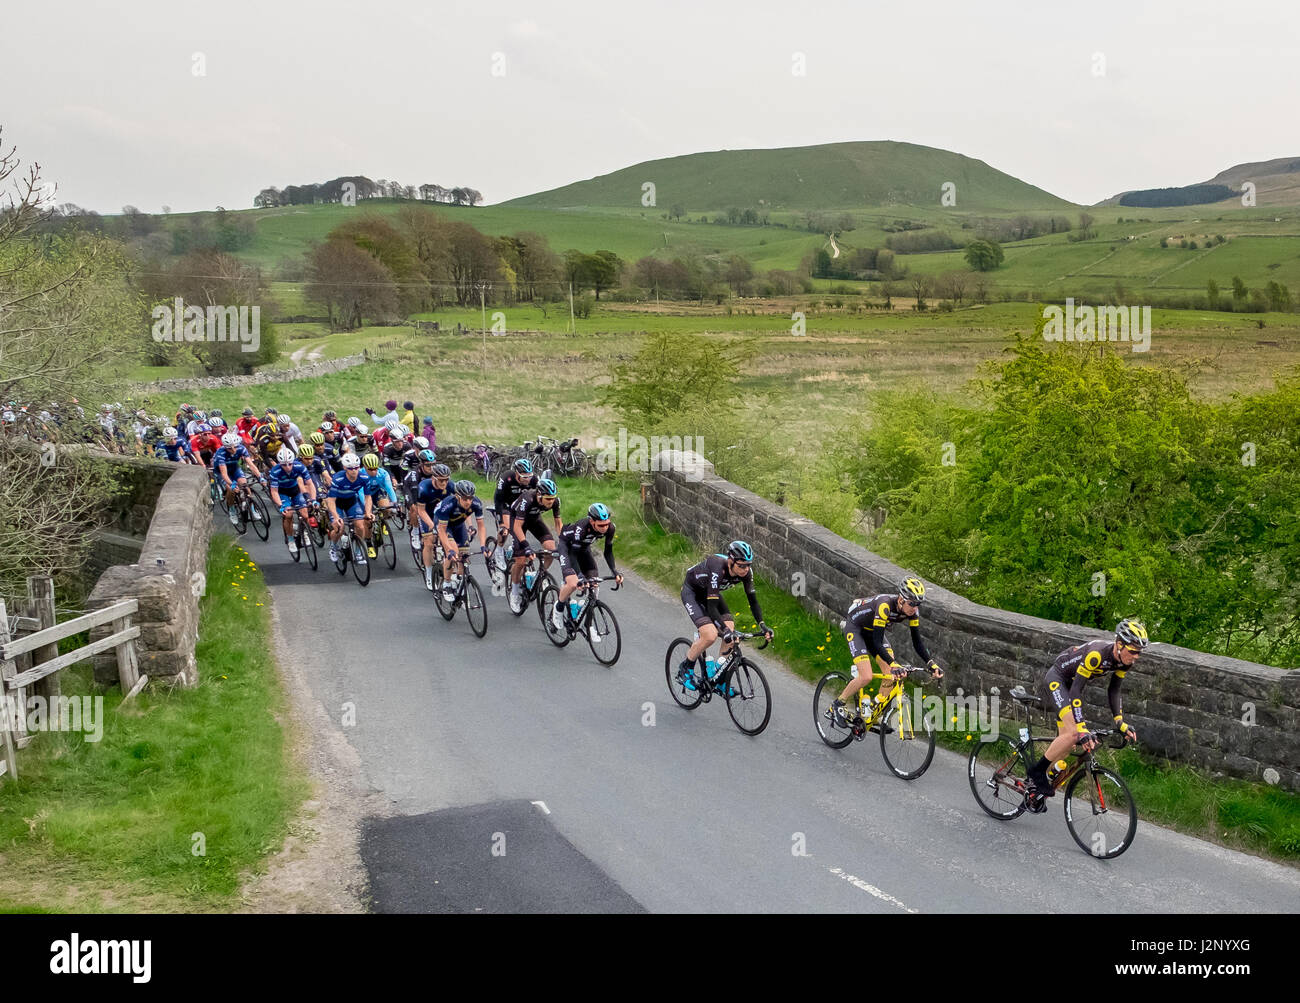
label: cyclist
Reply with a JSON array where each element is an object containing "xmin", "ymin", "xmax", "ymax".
[
  {"xmin": 830, "ymin": 576, "xmax": 943, "ymax": 728},
  {"xmin": 401, "ymin": 447, "xmax": 435, "ymax": 549},
  {"xmin": 433, "ymin": 479, "xmax": 488, "ymax": 602},
  {"xmin": 416, "ymin": 460, "xmax": 452, "ymax": 590},
  {"xmin": 157, "ymin": 426, "xmax": 188, "ymax": 462},
  {"xmin": 1027, "ymin": 619, "xmax": 1146, "ymax": 797},
  {"xmin": 267, "ymin": 446, "xmax": 316, "ymax": 557},
  {"xmin": 324, "ymin": 452, "xmax": 373, "ymax": 565},
  {"xmin": 507, "ymin": 477, "xmax": 564, "ymax": 613},
  {"xmin": 381, "ymin": 424, "xmax": 410, "ymax": 482},
  {"xmin": 304, "ymin": 433, "xmax": 334, "ymax": 490},
  {"xmin": 275, "ymin": 413, "xmax": 303, "ymax": 451},
  {"xmin": 211, "ymin": 430, "xmax": 265, "ymax": 521},
  {"xmin": 550, "ymin": 502, "xmax": 623, "ymax": 639},
  {"xmin": 236, "ymin": 406, "xmax": 260, "ymax": 438},
  {"xmin": 350, "ymin": 423, "xmax": 375, "ymax": 460},
  {"xmin": 676, "ymin": 541, "xmax": 774, "ymax": 692},
  {"xmin": 188, "ymin": 422, "xmax": 222, "ymax": 467},
  {"xmin": 295, "ymin": 442, "xmax": 328, "ymax": 527},
  {"xmin": 493, "ymin": 458, "xmax": 538, "ymax": 570},
  {"xmin": 360, "ymin": 452, "xmax": 399, "ymax": 558}
]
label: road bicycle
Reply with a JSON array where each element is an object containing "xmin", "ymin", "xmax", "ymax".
[
  {"xmin": 286, "ymin": 506, "xmax": 318, "ymax": 571},
  {"xmin": 529, "ymin": 434, "xmax": 586, "ymax": 477},
  {"xmin": 330, "ymin": 515, "xmax": 372, "ymax": 586},
  {"xmin": 226, "ymin": 479, "xmax": 270, "ymax": 541},
  {"xmin": 967, "ymin": 684, "xmax": 1138, "ymax": 858},
  {"xmin": 539, "ymin": 575, "xmax": 622, "ymax": 666},
  {"xmin": 507, "ymin": 545, "xmax": 558, "ymax": 617},
  {"xmin": 664, "ymin": 627, "xmax": 773, "ymax": 736},
  {"xmin": 813, "ymin": 664, "xmax": 939, "ymax": 780},
  {"xmin": 372, "ymin": 503, "xmax": 401, "ymax": 570},
  {"xmin": 432, "ymin": 550, "xmax": 488, "ymax": 638}
]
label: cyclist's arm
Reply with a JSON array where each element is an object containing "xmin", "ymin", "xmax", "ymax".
[
  {"xmin": 1107, "ymin": 672, "xmax": 1124, "ymax": 721},
  {"xmin": 602, "ymin": 533, "xmax": 617, "ymax": 575},
  {"xmin": 908, "ymin": 621, "xmax": 933, "ymax": 664},
  {"xmin": 742, "ymin": 573, "xmax": 765, "ymax": 626}
]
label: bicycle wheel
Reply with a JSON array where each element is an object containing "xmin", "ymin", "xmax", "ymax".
[
  {"xmin": 380, "ymin": 519, "xmax": 397, "ymax": 569},
  {"xmin": 288, "ymin": 527, "xmax": 301, "ymax": 562},
  {"xmin": 463, "ymin": 575, "xmax": 488, "ymax": 638},
  {"xmin": 880, "ymin": 695, "xmax": 936, "ymax": 780},
  {"xmin": 813, "ymin": 671, "xmax": 855, "ymax": 750},
  {"xmin": 234, "ymin": 499, "xmax": 249, "ymax": 536},
  {"xmin": 433, "ymin": 565, "xmax": 456, "ymax": 620},
  {"xmin": 664, "ymin": 637, "xmax": 704, "ymax": 710},
  {"xmin": 968, "ymin": 736, "xmax": 1029, "ymax": 820},
  {"xmin": 584, "ymin": 600, "xmax": 621, "ymax": 666},
  {"xmin": 1065, "ymin": 765, "xmax": 1137, "ymax": 859},
  {"xmin": 725, "ymin": 659, "xmax": 771, "ymax": 736},
  {"xmin": 249, "ymin": 492, "xmax": 270, "ymax": 541},
  {"xmin": 538, "ymin": 580, "xmax": 571, "ymax": 648},
  {"xmin": 302, "ymin": 528, "xmax": 318, "ymax": 570},
  {"xmin": 410, "ymin": 528, "xmax": 426, "ymax": 572},
  {"xmin": 390, "ymin": 506, "xmax": 406, "ymax": 530},
  {"xmin": 351, "ymin": 536, "xmax": 370, "ymax": 586}
]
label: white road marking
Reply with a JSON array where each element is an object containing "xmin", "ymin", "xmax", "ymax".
[
  {"xmin": 827, "ymin": 866, "xmax": 917, "ymax": 913},
  {"xmin": 531, "ymin": 800, "xmax": 551, "ymax": 815}
]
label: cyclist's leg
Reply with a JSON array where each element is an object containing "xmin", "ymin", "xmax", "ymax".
[
  {"xmin": 838, "ymin": 628, "xmax": 880, "ymax": 703},
  {"xmin": 682, "ymin": 585, "xmax": 718, "ymax": 663}
]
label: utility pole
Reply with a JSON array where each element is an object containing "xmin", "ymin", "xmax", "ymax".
[
  {"xmin": 477, "ymin": 281, "xmax": 491, "ymax": 378},
  {"xmin": 568, "ymin": 281, "xmax": 575, "ymax": 335}
]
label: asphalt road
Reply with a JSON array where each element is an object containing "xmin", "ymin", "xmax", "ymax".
[{"xmin": 237, "ymin": 515, "xmax": 1300, "ymax": 913}]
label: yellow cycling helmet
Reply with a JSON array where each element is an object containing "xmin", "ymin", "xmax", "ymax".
[
  {"xmin": 361, "ymin": 452, "xmax": 380, "ymax": 470},
  {"xmin": 309, "ymin": 431, "xmax": 325, "ymax": 444},
  {"xmin": 297, "ymin": 443, "xmax": 315, "ymax": 460},
  {"xmin": 898, "ymin": 576, "xmax": 926, "ymax": 604}
]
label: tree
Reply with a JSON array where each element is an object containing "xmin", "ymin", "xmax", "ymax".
[
  {"xmin": 964, "ymin": 239, "xmax": 1004, "ymax": 272},
  {"xmin": 910, "ymin": 275, "xmax": 930, "ymax": 310},
  {"xmin": 1266, "ymin": 280, "xmax": 1292, "ymax": 312},
  {"xmin": 305, "ymin": 240, "xmax": 398, "ymax": 328},
  {"xmin": 328, "ymin": 214, "xmax": 422, "ymax": 314},
  {"xmin": 1206, "ymin": 278, "xmax": 1220, "ymax": 309},
  {"xmin": 440, "ymin": 221, "xmax": 500, "ymax": 306},
  {"xmin": 601, "ymin": 332, "xmax": 748, "ymax": 429},
  {"xmin": 1078, "ymin": 212, "xmax": 1096, "ymax": 239},
  {"xmin": 1232, "ymin": 275, "xmax": 1248, "ymax": 306},
  {"xmin": 588, "ymin": 250, "xmax": 623, "ymax": 299},
  {"xmin": 723, "ymin": 254, "xmax": 754, "ymax": 296}
]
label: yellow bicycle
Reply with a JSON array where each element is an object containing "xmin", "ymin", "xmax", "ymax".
[{"xmin": 814, "ymin": 665, "xmax": 937, "ymax": 779}]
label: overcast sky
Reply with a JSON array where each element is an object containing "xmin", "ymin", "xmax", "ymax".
[{"xmin": 3, "ymin": 0, "xmax": 1297, "ymax": 213}]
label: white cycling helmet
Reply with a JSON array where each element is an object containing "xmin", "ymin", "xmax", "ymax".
[
  {"xmin": 221, "ymin": 432, "xmax": 240, "ymax": 448},
  {"xmin": 164, "ymin": 426, "xmax": 178, "ymax": 437},
  {"xmin": 413, "ymin": 436, "xmax": 429, "ymax": 450},
  {"xmin": 347, "ymin": 416, "xmax": 361, "ymax": 429},
  {"xmin": 341, "ymin": 453, "xmax": 361, "ymax": 470},
  {"xmin": 277, "ymin": 413, "xmax": 290, "ymax": 426},
  {"xmin": 355, "ymin": 423, "xmax": 368, "ymax": 435},
  {"xmin": 395, "ymin": 424, "xmax": 410, "ymax": 438},
  {"xmin": 276, "ymin": 446, "xmax": 295, "ymax": 463}
]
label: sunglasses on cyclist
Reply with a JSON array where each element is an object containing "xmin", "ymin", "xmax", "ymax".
[{"xmin": 538, "ymin": 494, "xmax": 556, "ymax": 503}]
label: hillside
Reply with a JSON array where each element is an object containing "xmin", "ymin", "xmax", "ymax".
[
  {"xmin": 1100, "ymin": 157, "xmax": 1300, "ymax": 208},
  {"xmin": 502, "ymin": 140, "xmax": 1076, "ymax": 213}
]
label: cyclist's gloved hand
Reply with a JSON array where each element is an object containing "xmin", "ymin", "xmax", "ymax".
[
  {"xmin": 928, "ymin": 659, "xmax": 944, "ymax": 678},
  {"xmin": 759, "ymin": 620, "xmax": 774, "ymax": 639}
]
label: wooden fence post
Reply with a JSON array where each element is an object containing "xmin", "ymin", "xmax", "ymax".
[
  {"xmin": 0, "ymin": 600, "xmax": 19, "ymax": 776},
  {"xmin": 27, "ymin": 577, "xmax": 60, "ymax": 702},
  {"xmin": 113, "ymin": 611, "xmax": 140, "ymax": 693}
]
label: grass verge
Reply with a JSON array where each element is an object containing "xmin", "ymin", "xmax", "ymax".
[{"xmin": 0, "ymin": 535, "xmax": 306, "ymax": 912}]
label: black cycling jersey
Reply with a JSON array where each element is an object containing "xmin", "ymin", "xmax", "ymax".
[
  {"xmin": 494, "ymin": 471, "xmax": 538, "ymax": 516},
  {"xmin": 683, "ymin": 554, "xmax": 764, "ymax": 625},
  {"xmin": 559, "ymin": 518, "xmax": 617, "ymax": 572},
  {"xmin": 1042, "ymin": 638, "xmax": 1127, "ymax": 724},
  {"xmin": 844, "ymin": 593, "xmax": 931, "ymax": 666},
  {"xmin": 509, "ymin": 489, "xmax": 561, "ymax": 528}
]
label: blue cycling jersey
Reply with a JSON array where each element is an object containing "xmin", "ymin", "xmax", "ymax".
[
  {"xmin": 211, "ymin": 445, "xmax": 252, "ymax": 478},
  {"xmin": 267, "ymin": 460, "xmax": 309, "ymax": 495},
  {"xmin": 434, "ymin": 493, "xmax": 482, "ymax": 527},
  {"xmin": 365, "ymin": 466, "xmax": 398, "ymax": 503},
  {"xmin": 159, "ymin": 441, "xmax": 186, "ymax": 462},
  {"xmin": 417, "ymin": 477, "xmax": 450, "ymax": 514},
  {"xmin": 328, "ymin": 470, "xmax": 371, "ymax": 503}
]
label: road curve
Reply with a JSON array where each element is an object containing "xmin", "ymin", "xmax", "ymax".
[{"xmin": 238, "ymin": 517, "xmax": 1300, "ymax": 913}]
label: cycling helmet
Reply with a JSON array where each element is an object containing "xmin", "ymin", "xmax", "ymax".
[
  {"xmin": 320, "ymin": 421, "xmax": 334, "ymax": 432},
  {"xmin": 297, "ymin": 443, "xmax": 315, "ymax": 459},
  {"xmin": 726, "ymin": 540, "xmax": 754, "ymax": 563},
  {"xmin": 277, "ymin": 413, "xmax": 290, "ymax": 426},
  {"xmin": 197, "ymin": 422, "xmax": 211, "ymax": 433},
  {"xmin": 242, "ymin": 406, "xmax": 254, "ymax": 417},
  {"xmin": 395, "ymin": 423, "xmax": 410, "ymax": 438},
  {"xmin": 513, "ymin": 458, "xmax": 533, "ymax": 475},
  {"xmin": 276, "ymin": 446, "xmax": 295, "ymax": 463},
  {"xmin": 898, "ymin": 576, "xmax": 926, "ymax": 605},
  {"xmin": 341, "ymin": 453, "xmax": 361, "ymax": 470},
  {"xmin": 347, "ymin": 416, "xmax": 361, "ymax": 429},
  {"xmin": 537, "ymin": 478, "xmax": 557, "ymax": 497},
  {"xmin": 309, "ymin": 431, "xmax": 324, "ymax": 444},
  {"xmin": 453, "ymin": 479, "xmax": 476, "ymax": 499},
  {"xmin": 354, "ymin": 423, "xmax": 368, "ymax": 435},
  {"xmin": 210, "ymin": 408, "xmax": 223, "ymax": 418},
  {"xmin": 181, "ymin": 403, "xmax": 194, "ymax": 413},
  {"xmin": 413, "ymin": 436, "xmax": 429, "ymax": 450},
  {"xmin": 1115, "ymin": 618, "xmax": 1150, "ymax": 650},
  {"xmin": 221, "ymin": 432, "xmax": 240, "ymax": 448},
  {"xmin": 362, "ymin": 453, "xmax": 380, "ymax": 470},
  {"xmin": 195, "ymin": 410, "xmax": 207, "ymax": 421},
  {"xmin": 211, "ymin": 417, "xmax": 226, "ymax": 428},
  {"xmin": 431, "ymin": 463, "xmax": 451, "ymax": 478},
  {"xmin": 323, "ymin": 410, "xmax": 337, "ymax": 420},
  {"xmin": 164, "ymin": 426, "xmax": 178, "ymax": 437},
  {"xmin": 265, "ymin": 407, "xmax": 278, "ymax": 416},
  {"xmin": 417, "ymin": 448, "xmax": 436, "ymax": 464},
  {"xmin": 588, "ymin": 502, "xmax": 611, "ymax": 521}
]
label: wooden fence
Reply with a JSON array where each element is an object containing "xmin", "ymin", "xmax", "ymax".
[{"xmin": 0, "ymin": 576, "xmax": 143, "ymax": 782}]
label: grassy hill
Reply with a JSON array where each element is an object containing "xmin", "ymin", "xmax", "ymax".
[
  {"xmin": 1100, "ymin": 157, "xmax": 1300, "ymax": 208},
  {"xmin": 502, "ymin": 140, "xmax": 1076, "ymax": 213}
]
